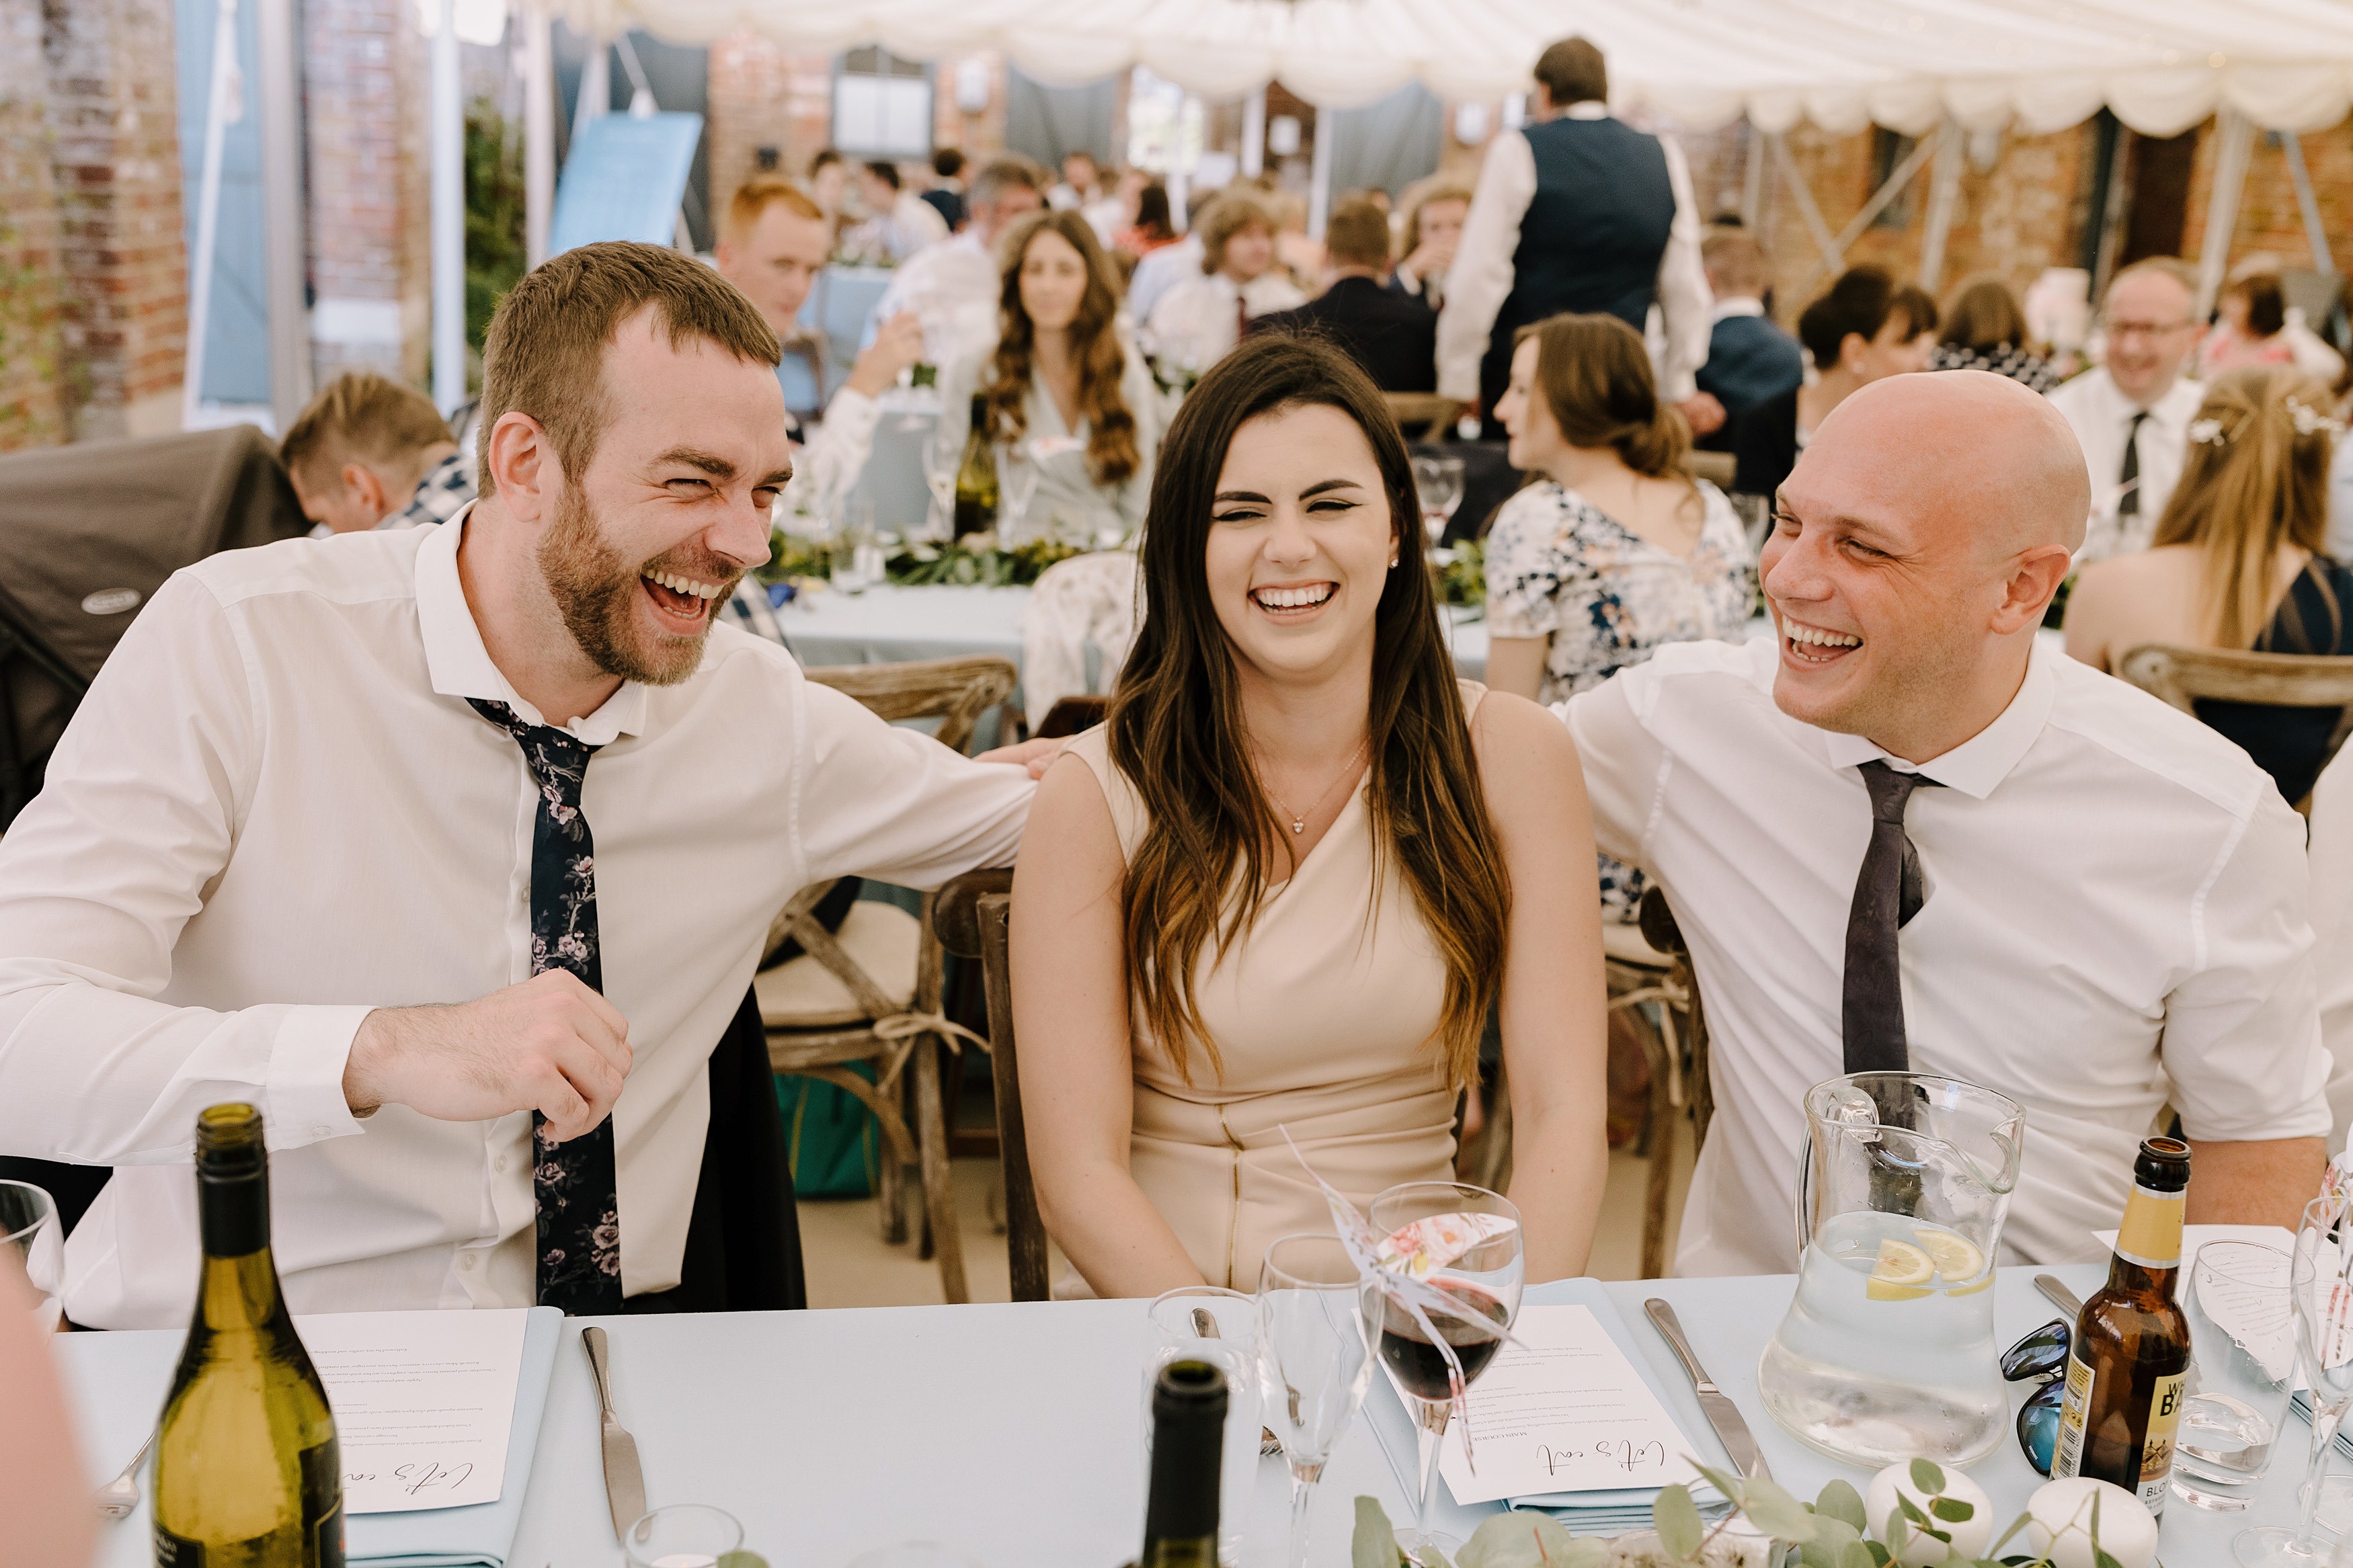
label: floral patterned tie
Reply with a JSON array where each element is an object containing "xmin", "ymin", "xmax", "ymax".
[{"xmin": 469, "ymin": 698, "xmax": 623, "ymax": 1315}]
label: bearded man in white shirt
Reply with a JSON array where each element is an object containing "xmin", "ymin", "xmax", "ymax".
[
  {"xmin": 2047, "ymin": 256, "xmax": 2206, "ymax": 564},
  {"xmin": 1561, "ymin": 368, "xmax": 2329, "ymax": 1276},
  {"xmin": 0, "ymin": 242, "xmax": 1041, "ymax": 1328}
]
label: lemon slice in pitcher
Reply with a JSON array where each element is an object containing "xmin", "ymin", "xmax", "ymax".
[
  {"xmin": 1915, "ymin": 1228, "xmax": 1991, "ymax": 1294},
  {"xmin": 1865, "ymin": 1237, "xmax": 1936, "ymax": 1301}
]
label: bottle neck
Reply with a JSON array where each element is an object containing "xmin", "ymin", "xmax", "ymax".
[
  {"xmin": 1140, "ymin": 1412, "xmax": 1220, "ymax": 1559},
  {"xmin": 196, "ymin": 1165, "xmax": 284, "ymax": 1331}
]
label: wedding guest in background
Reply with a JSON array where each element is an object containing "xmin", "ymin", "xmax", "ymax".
[
  {"xmin": 1439, "ymin": 36, "xmax": 1712, "ymax": 440},
  {"xmin": 869, "ymin": 156, "xmax": 1049, "ymax": 364},
  {"xmin": 807, "ymin": 147, "xmax": 848, "ymax": 229},
  {"xmin": 1484, "ymin": 312, "xmax": 1750, "ymax": 921},
  {"xmin": 2066, "ymin": 367, "xmax": 2353, "ymax": 805},
  {"xmin": 0, "ymin": 242, "xmax": 1044, "ymax": 1328},
  {"xmin": 2049, "ymin": 256, "xmax": 2206, "ymax": 563},
  {"xmin": 1145, "ymin": 192, "xmax": 1308, "ymax": 375},
  {"xmin": 1246, "ymin": 198, "xmax": 1438, "ymax": 394},
  {"xmin": 2202, "ymin": 266, "xmax": 2348, "ymax": 384},
  {"xmin": 922, "ymin": 147, "xmax": 967, "ymax": 233},
  {"xmin": 1114, "ymin": 182, "xmax": 1179, "ymax": 259},
  {"xmin": 936, "ymin": 211, "xmax": 1162, "ymax": 544},
  {"xmin": 0, "ymin": 1249, "xmax": 93, "ymax": 1568},
  {"xmin": 1269, "ymin": 190, "xmax": 1326, "ymax": 292},
  {"xmin": 849, "ymin": 160, "xmax": 949, "ymax": 262},
  {"xmin": 1931, "ymin": 274, "xmax": 2057, "ymax": 391},
  {"xmin": 1693, "ymin": 229, "xmax": 1803, "ymax": 452},
  {"xmin": 280, "ymin": 372, "xmax": 463, "ymax": 535},
  {"xmin": 1014, "ymin": 334, "xmax": 1607, "ymax": 1296},
  {"xmin": 1562, "ymin": 369, "xmax": 2330, "ymax": 1274},
  {"xmin": 1048, "ymin": 149, "xmax": 1106, "ymax": 214},
  {"xmin": 1127, "ymin": 188, "xmax": 1215, "ymax": 323},
  {"xmin": 1733, "ymin": 264, "xmax": 1936, "ymax": 500},
  {"xmin": 1391, "ymin": 176, "xmax": 1470, "ymax": 314}
]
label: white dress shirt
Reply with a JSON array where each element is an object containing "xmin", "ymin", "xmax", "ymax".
[
  {"xmin": 1562, "ymin": 636, "xmax": 2330, "ymax": 1276},
  {"xmin": 870, "ymin": 231, "xmax": 1002, "ymax": 368},
  {"xmin": 1144, "ymin": 270, "xmax": 1308, "ymax": 375},
  {"xmin": 0, "ymin": 509, "xmax": 1033, "ymax": 1327},
  {"xmin": 1127, "ymin": 235, "xmax": 1203, "ymax": 326},
  {"xmin": 2046, "ymin": 368, "xmax": 2204, "ymax": 563},
  {"xmin": 1438, "ymin": 103, "xmax": 1712, "ymax": 404},
  {"xmin": 2307, "ymin": 744, "xmax": 2353, "ymax": 1154}
]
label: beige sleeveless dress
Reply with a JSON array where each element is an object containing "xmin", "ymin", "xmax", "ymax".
[{"xmin": 1062, "ymin": 684, "xmax": 1480, "ymax": 1291}]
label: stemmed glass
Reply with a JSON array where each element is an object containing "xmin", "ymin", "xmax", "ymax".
[
  {"xmin": 1, "ymin": 1180, "xmax": 59, "ymax": 1299},
  {"xmin": 2236, "ymin": 1194, "xmax": 2353, "ymax": 1565},
  {"xmin": 997, "ymin": 439, "xmax": 1041, "ymax": 545},
  {"xmin": 1144, "ymin": 1286, "xmax": 1263, "ymax": 1567},
  {"xmin": 1259, "ymin": 1234, "xmax": 1374, "ymax": 1568},
  {"xmin": 1365, "ymin": 1182, "xmax": 1524, "ymax": 1567},
  {"xmin": 920, "ymin": 417, "xmax": 962, "ymax": 540},
  {"xmin": 1410, "ymin": 454, "xmax": 1466, "ymax": 549}
]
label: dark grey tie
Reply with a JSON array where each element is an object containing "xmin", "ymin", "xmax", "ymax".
[
  {"xmin": 2117, "ymin": 410, "xmax": 2149, "ymax": 519},
  {"xmin": 1842, "ymin": 760, "xmax": 1939, "ymax": 1074}
]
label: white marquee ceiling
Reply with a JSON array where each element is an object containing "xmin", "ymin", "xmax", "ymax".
[{"xmin": 555, "ymin": 0, "xmax": 2353, "ymax": 136}]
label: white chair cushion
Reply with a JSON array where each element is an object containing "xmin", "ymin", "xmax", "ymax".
[
  {"xmin": 755, "ymin": 899, "xmax": 920, "ymax": 1029},
  {"xmin": 1600, "ymin": 918, "xmax": 1671, "ymax": 968}
]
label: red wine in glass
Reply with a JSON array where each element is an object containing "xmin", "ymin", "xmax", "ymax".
[{"xmin": 1378, "ymin": 1280, "xmax": 1508, "ymax": 1401}]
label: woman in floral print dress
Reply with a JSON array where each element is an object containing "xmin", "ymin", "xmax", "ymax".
[{"xmin": 1483, "ymin": 312, "xmax": 1753, "ymax": 923}]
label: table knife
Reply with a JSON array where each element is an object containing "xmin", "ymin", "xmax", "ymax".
[
  {"xmin": 582, "ymin": 1327, "xmax": 647, "ymax": 1539},
  {"xmin": 1644, "ymin": 1297, "xmax": 1773, "ymax": 1485},
  {"xmin": 2034, "ymin": 1274, "xmax": 2085, "ymax": 1319}
]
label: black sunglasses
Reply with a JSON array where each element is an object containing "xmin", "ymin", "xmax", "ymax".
[{"xmin": 2002, "ymin": 1318, "xmax": 2071, "ymax": 1475}]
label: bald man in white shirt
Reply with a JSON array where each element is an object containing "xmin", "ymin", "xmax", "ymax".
[
  {"xmin": 1560, "ymin": 370, "xmax": 2329, "ymax": 1275},
  {"xmin": 0, "ymin": 242, "xmax": 1042, "ymax": 1327}
]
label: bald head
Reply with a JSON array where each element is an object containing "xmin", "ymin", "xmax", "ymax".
[
  {"xmin": 1812, "ymin": 369, "xmax": 2091, "ymax": 556},
  {"xmin": 1761, "ymin": 368, "xmax": 2084, "ymax": 764}
]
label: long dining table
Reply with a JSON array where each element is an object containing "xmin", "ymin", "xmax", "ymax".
[{"xmin": 54, "ymin": 1262, "xmax": 2333, "ymax": 1567}]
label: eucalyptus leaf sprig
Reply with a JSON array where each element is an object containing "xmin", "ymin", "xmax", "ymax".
[{"xmin": 1347, "ymin": 1455, "xmax": 2130, "ymax": 1568}]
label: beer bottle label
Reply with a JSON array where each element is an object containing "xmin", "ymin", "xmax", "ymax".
[
  {"xmin": 2139, "ymin": 1370, "xmax": 2188, "ymax": 1516},
  {"xmin": 2051, "ymin": 1349, "xmax": 2095, "ymax": 1479},
  {"xmin": 2114, "ymin": 1181, "xmax": 2186, "ymax": 1268}
]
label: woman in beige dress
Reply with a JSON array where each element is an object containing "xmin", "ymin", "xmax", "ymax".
[{"xmin": 1012, "ymin": 333, "xmax": 1609, "ymax": 1296}]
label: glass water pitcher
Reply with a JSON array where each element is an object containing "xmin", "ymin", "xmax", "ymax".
[{"xmin": 1757, "ymin": 1072, "xmax": 2027, "ymax": 1468}]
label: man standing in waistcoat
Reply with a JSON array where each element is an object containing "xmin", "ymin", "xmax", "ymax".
[{"xmin": 1437, "ymin": 37, "xmax": 1714, "ymax": 440}]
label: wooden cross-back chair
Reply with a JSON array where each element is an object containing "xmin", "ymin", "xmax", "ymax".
[
  {"xmin": 933, "ymin": 869, "xmax": 1049, "ymax": 1301},
  {"xmin": 1382, "ymin": 393, "xmax": 1462, "ymax": 442},
  {"xmin": 1462, "ymin": 887, "xmax": 1713, "ymax": 1280},
  {"xmin": 2115, "ymin": 643, "xmax": 2353, "ymax": 811},
  {"xmin": 757, "ymin": 656, "xmax": 1016, "ymax": 1304}
]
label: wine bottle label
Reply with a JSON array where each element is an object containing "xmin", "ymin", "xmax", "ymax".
[
  {"xmin": 2051, "ymin": 1349, "xmax": 2093, "ymax": 1479},
  {"xmin": 2114, "ymin": 1181, "xmax": 2186, "ymax": 1268},
  {"xmin": 2138, "ymin": 1370, "xmax": 2188, "ymax": 1518},
  {"xmin": 154, "ymin": 1440, "xmax": 343, "ymax": 1566}
]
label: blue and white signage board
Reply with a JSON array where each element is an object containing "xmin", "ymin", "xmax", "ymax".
[{"xmin": 549, "ymin": 112, "xmax": 704, "ymax": 255}]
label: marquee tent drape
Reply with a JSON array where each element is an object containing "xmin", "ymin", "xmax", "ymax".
[{"xmin": 550, "ymin": 0, "xmax": 2353, "ymax": 137}]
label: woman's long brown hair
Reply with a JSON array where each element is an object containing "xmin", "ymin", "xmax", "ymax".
[
  {"xmin": 2151, "ymin": 366, "xmax": 2339, "ymax": 650},
  {"xmin": 982, "ymin": 210, "xmax": 1140, "ymax": 485},
  {"xmin": 1107, "ymin": 333, "xmax": 1509, "ymax": 1089}
]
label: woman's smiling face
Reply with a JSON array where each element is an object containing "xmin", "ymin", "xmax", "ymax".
[{"xmin": 1201, "ymin": 401, "xmax": 1397, "ymax": 688}]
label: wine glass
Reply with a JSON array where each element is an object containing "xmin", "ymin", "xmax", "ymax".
[
  {"xmin": 998, "ymin": 439, "xmax": 1042, "ymax": 545},
  {"xmin": 1364, "ymin": 1182, "xmax": 1524, "ymax": 1567},
  {"xmin": 1410, "ymin": 455, "xmax": 1466, "ymax": 548},
  {"xmin": 623, "ymin": 1503, "xmax": 742, "ymax": 1567},
  {"xmin": 2235, "ymin": 1194, "xmax": 2353, "ymax": 1565},
  {"xmin": 1144, "ymin": 1286, "xmax": 1263, "ymax": 1567},
  {"xmin": 1, "ymin": 1180, "xmax": 60, "ymax": 1303},
  {"xmin": 920, "ymin": 417, "xmax": 962, "ymax": 540},
  {"xmin": 1259, "ymin": 1234, "xmax": 1374, "ymax": 1568}
]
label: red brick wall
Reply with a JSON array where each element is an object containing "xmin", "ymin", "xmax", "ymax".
[
  {"xmin": 2182, "ymin": 120, "xmax": 2353, "ymax": 278},
  {"xmin": 706, "ymin": 32, "xmax": 836, "ymax": 213},
  {"xmin": 43, "ymin": 0, "xmax": 187, "ymax": 440},
  {"xmin": 304, "ymin": 0, "xmax": 430, "ymax": 384},
  {"xmin": 932, "ymin": 51, "xmax": 1006, "ymax": 157},
  {"xmin": 0, "ymin": 0, "xmax": 69, "ymax": 450}
]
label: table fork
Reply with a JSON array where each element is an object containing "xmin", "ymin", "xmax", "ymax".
[{"xmin": 93, "ymin": 1426, "xmax": 157, "ymax": 1521}]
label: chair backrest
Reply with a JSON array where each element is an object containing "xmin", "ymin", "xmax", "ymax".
[
  {"xmin": 1383, "ymin": 393, "xmax": 1461, "ymax": 441},
  {"xmin": 1684, "ymin": 450, "xmax": 1737, "ymax": 489},
  {"xmin": 1636, "ymin": 885, "xmax": 1713, "ymax": 1151},
  {"xmin": 2116, "ymin": 643, "xmax": 2353, "ymax": 800},
  {"xmin": 934, "ymin": 868, "xmax": 1049, "ymax": 1301},
  {"xmin": 805, "ymin": 655, "xmax": 1019, "ymax": 755}
]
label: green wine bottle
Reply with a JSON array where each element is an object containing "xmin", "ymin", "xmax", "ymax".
[
  {"xmin": 154, "ymin": 1104, "xmax": 344, "ymax": 1567},
  {"xmin": 952, "ymin": 392, "xmax": 1000, "ymax": 538},
  {"xmin": 1136, "ymin": 1360, "xmax": 1226, "ymax": 1568}
]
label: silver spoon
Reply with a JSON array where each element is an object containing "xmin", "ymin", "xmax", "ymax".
[{"xmin": 94, "ymin": 1426, "xmax": 157, "ymax": 1521}]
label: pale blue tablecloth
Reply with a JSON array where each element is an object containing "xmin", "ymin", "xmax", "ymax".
[{"xmin": 58, "ymin": 1266, "xmax": 2332, "ymax": 1567}]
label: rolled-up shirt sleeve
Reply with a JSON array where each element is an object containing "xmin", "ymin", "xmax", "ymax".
[
  {"xmin": 793, "ymin": 677, "xmax": 1034, "ymax": 889},
  {"xmin": 2163, "ymin": 791, "xmax": 2334, "ymax": 1143},
  {"xmin": 1557, "ymin": 666, "xmax": 1667, "ymax": 870},
  {"xmin": 0, "ymin": 574, "xmax": 369, "ymax": 1166},
  {"xmin": 1654, "ymin": 137, "xmax": 1714, "ymax": 403}
]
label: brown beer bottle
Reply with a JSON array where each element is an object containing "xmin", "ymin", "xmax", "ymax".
[{"xmin": 2051, "ymin": 1136, "xmax": 2192, "ymax": 1516}]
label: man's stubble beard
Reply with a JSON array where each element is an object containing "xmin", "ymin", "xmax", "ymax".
[{"xmin": 536, "ymin": 481, "xmax": 737, "ymax": 687}]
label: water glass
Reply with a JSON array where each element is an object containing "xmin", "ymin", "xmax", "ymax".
[
  {"xmin": 1259, "ymin": 1234, "xmax": 1373, "ymax": 1568},
  {"xmin": 2173, "ymin": 1240, "xmax": 2294, "ymax": 1510},
  {"xmin": 832, "ymin": 500, "xmax": 884, "ymax": 594},
  {"xmin": 997, "ymin": 440, "xmax": 1041, "ymax": 544},
  {"xmin": 623, "ymin": 1503, "xmax": 742, "ymax": 1567},
  {"xmin": 2236, "ymin": 1196, "xmax": 2353, "ymax": 1565},
  {"xmin": 1410, "ymin": 455, "xmax": 1466, "ymax": 547},
  {"xmin": 1, "ymin": 1180, "xmax": 60, "ymax": 1301},
  {"xmin": 1144, "ymin": 1285, "xmax": 1263, "ymax": 1566}
]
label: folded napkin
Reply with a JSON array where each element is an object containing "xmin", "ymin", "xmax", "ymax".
[
  {"xmin": 1361, "ymin": 1279, "xmax": 1733, "ymax": 1536},
  {"xmin": 346, "ymin": 1306, "xmax": 564, "ymax": 1568}
]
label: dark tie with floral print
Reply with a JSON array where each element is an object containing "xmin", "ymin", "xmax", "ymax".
[
  {"xmin": 469, "ymin": 698, "xmax": 623, "ymax": 1315},
  {"xmin": 1842, "ymin": 761, "xmax": 1940, "ymax": 1075}
]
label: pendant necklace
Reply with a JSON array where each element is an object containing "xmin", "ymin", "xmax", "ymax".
[{"xmin": 1262, "ymin": 737, "xmax": 1370, "ymax": 835}]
